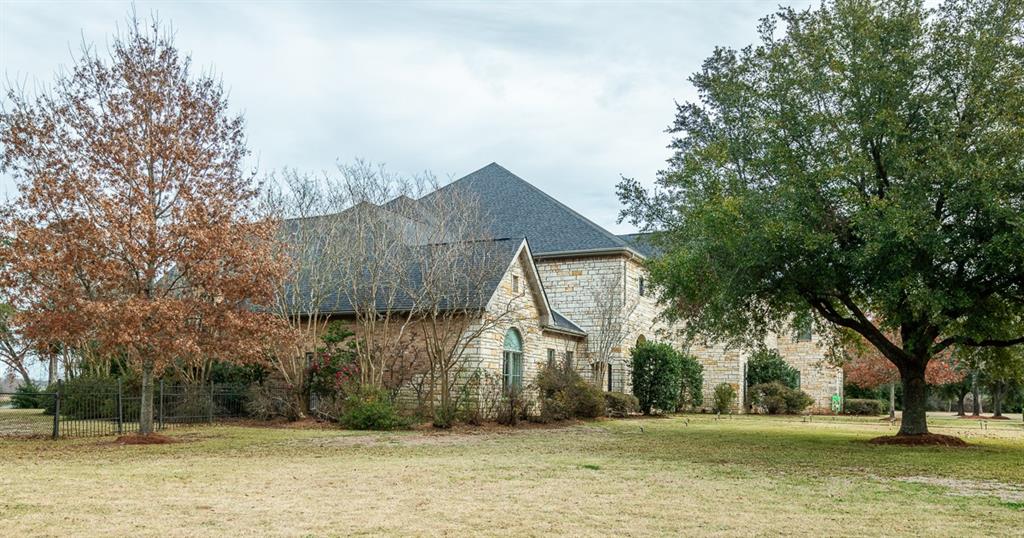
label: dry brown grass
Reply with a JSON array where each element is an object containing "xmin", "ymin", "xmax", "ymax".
[{"xmin": 0, "ymin": 414, "xmax": 1021, "ymax": 536}]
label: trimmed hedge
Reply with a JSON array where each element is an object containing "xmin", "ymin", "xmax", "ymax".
[
  {"xmin": 630, "ymin": 341, "xmax": 683, "ymax": 414},
  {"xmin": 844, "ymin": 398, "xmax": 885, "ymax": 416},
  {"xmin": 749, "ymin": 382, "xmax": 814, "ymax": 414}
]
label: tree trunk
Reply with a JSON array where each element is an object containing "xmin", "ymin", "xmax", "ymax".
[
  {"xmin": 888, "ymin": 383, "xmax": 896, "ymax": 420},
  {"xmin": 992, "ymin": 382, "xmax": 1003, "ymax": 418},
  {"xmin": 48, "ymin": 354, "xmax": 57, "ymax": 385},
  {"xmin": 971, "ymin": 372, "xmax": 981, "ymax": 416},
  {"xmin": 897, "ymin": 366, "xmax": 928, "ymax": 436},
  {"xmin": 139, "ymin": 358, "xmax": 155, "ymax": 435},
  {"xmin": 956, "ymin": 392, "xmax": 966, "ymax": 417}
]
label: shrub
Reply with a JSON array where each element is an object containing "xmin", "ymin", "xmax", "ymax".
[
  {"xmin": 339, "ymin": 387, "xmax": 407, "ymax": 430},
  {"xmin": 11, "ymin": 380, "xmax": 44, "ymax": 409},
  {"xmin": 844, "ymin": 398, "xmax": 885, "ymax": 415},
  {"xmin": 308, "ymin": 322, "xmax": 359, "ymax": 399},
  {"xmin": 43, "ymin": 376, "xmax": 120, "ymax": 418},
  {"xmin": 677, "ymin": 354, "xmax": 704, "ymax": 411},
  {"xmin": 749, "ymin": 382, "xmax": 814, "ymax": 414},
  {"xmin": 784, "ymin": 387, "xmax": 814, "ymax": 414},
  {"xmin": 245, "ymin": 382, "xmax": 301, "ymax": 420},
  {"xmin": 712, "ymin": 383, "xmax": 737, "ymax": 414},
  {"xmin": 746, "ymin": 348, "xmax": 800, "ymax": 389},
  {"xmin": 536, "ymin": 359, "xmax": 605, "ymax": 422},
  {"xmin": 496, "ymin": 386, "xmax": 531, "ymax": 426},
  {"xmin": 605, "ymin": 391, "xmax": 640, "ymax": 417},
  {"xmin": 630, "ymin": 341, "xmax": 683, "ymax": 414}
]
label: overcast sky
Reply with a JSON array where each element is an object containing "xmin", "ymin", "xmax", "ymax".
[{"xmin": 1, "ymin": 1, "xmax": 805, "ymax": 234}]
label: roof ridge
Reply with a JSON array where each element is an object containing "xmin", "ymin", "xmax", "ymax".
[{"xmin": 456, "ymin": 163, "xmax": 633, "ymax": 250}]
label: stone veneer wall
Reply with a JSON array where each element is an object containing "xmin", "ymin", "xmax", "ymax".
[
  {"xmin": 466, "ymin": 248, "xmax": 583, "ymax": 407},
  {"xmin": 537, "ymin": 253, "xmax": 843, "ymax": 413},
  {"xmin": 535, "ymin": 255, "xmax": 638, "ymax": 392}
]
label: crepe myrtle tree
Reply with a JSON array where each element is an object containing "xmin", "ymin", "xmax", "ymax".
[
  {"xmin": 0, "ymin": 16, "xmax": 292, "ymax": 434},
  {"xmin": 619, "ymin": 0, "xmax": 1024, "ymax": 437}
]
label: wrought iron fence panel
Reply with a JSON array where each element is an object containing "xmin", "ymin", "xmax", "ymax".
[{"xmin": 1, "ymin": 380, "xmax": 256, "ymax": 439}]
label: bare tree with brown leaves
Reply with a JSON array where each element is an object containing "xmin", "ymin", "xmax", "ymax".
[
  {"xmin": 407, "ymin": 187, "xmax": 527, "ymax": 425},
  {"xmin": 587, "ymin": 272, "xmax": 638, "ymax": 389},
  {"xmin": 0, "ymin": 16, "xmax": 292, "ymax": 434}
]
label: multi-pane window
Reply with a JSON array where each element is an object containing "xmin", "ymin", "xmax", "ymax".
[
  {"xmin": 503, "ymin": 328, "xmax": 524, "ymax": 393},
  {"xmin": 639, "ymin": 276, "xmax": 645, "ymax": 297},
  {"xmin": 547, "ymin": 348, "xmax": 556, "ymax": 367},
  {"xmin": 512, "ymin": 275, "xmax": 520, "ymax": 293},
  {"xmin": 565, "ymin": 350, "xmax": 574, "ymax": 365}
]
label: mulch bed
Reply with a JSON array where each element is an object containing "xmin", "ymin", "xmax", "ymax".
[
  {"xmin": 114, "ymin": 433, "xmax": 179, "ymax": 445},
  {"xmin": 957, "ymin": 414, "xmax": 1012, "ymax": 420},
  {"xmin": 869, "ymin": 433, "xmax": 968, "ymax": 447}
]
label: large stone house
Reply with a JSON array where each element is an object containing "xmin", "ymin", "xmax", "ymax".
[{"xmin": 297, "ymin": 162, "xmax": 842, "ymax": 412}]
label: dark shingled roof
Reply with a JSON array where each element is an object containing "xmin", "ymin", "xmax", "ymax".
[
  {"xmin": 419, "ymin": 163, "xmax": 640, "ymax": 258},
  {"xmin": 284, "ymin": 235, "xmax": 524, "ymax": 315},
  {"xmin": 549, "ymin": 310, "xmax": 586, "ymax": 336},
  {"xmin": 617, "ymin": 232, "xmax": 660, "ymax": 258}
]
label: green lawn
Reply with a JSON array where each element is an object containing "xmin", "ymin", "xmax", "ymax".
[{"xmin": 0, "ymin": 414, "xmax": 1021, "ymax": 536}]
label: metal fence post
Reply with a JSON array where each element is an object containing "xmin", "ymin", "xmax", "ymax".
[
  {"xmin": 158, "ymin": 379, "xmax": 164, "ymax": 430},
  {"xmin": 116, "ymin": 378, "xmax": 123, "ymax": 434},
  {"xmin": 52, "ymin": 380, "xmax": 62, "ymax": 440},
  {"xmin": 208, "ymin": 381, "xmax": 214, "ymax": 424}
]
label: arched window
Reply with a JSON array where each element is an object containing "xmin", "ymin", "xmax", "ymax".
[{"xmin": 502, "ymin": 328, "xmax": 524, "ymax": 393}]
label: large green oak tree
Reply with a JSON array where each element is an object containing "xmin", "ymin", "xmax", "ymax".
[{"xmin": 619, "ymin": 0, "xmax": 1024, "ymax": 437}]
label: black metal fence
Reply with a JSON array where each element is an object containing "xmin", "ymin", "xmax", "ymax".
[{"xmin": 0, "ymin": 381, "xmax": 250, "ymax": 439}]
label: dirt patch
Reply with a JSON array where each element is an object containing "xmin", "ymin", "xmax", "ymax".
[
  {"xmin": 114, "ymin": 433, "xmax": 179, "ymax": 445},
  {"xmin": 214, "ymin": 417, "xmax": 335, "ymax": 429},
  {"xmin": 869, "ymin": 433, "xmax": 968, "ymax": 447},
  {"xmin": 898, "ymin": 476, "xmax": 1024, "ymax": 503},
  {"xmin": 308, "ymin": 422, "xmax": 608, "ymax": 448}
]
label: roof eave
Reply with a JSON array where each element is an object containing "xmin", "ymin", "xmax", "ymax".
[
  {"xmin": 541, "ymin": 325, "xmax": 588, "ymax": 338},
  {"xmin": 533, "ymin": 247, "xmax": 646, "ymax": 261}
]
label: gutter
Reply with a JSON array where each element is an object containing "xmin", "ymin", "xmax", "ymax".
[{"xmin": 533, "ymin": 247, "xmax": 646, "ymax": 261}]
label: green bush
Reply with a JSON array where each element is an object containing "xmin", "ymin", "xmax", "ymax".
[
  {"xmin": 746, "ymin": 348, "xmax": 800, "ymax": 389},
  {"xmin": 536, "ymin": 359, "xmax": 606, "ymax": 422},
  {"xmin": 339, "ymin": 388, "xmax": 407, "ymax": 430},
  {"xmin": 11, "ymin": 380, "xmax": 45, "ymax": 409},
  {"xmin": 630, "ymin": 341, "xmax": 683, "ymax": 414},
  {"xmin": 43, "ymin": 376, "xmax": 120, "ymax": 418},
  {"xmin": 750, "ymin": 382, "xmax": 814, "ymax": 414},
  {"xmin": 604, "ymin": 392, "xmax": 640, "ymax": 417},
  {"xmin": 843, "ymin": 398, "xmax": 885, "ymax": 415},
  {"xmin": 712, "ymin": 383, "xmax": 737, "ymax": 414},
  {"xmin": 784, "ymin": 387, "xmax": 814, "ymax": 414},
  {"xmin": 677, "ymin": 354, "xmax": 704, "ymax": 411}
]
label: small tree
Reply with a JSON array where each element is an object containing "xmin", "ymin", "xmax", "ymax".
[
  {"xmin": 630, "ymin": 341, "xmax": 682, "ymax": 414},
  {"xmin": 0, "ymin": 16, "xmax": 291, "ymax": 434},
  {"xmin": 845, "ymin": 334, "xmax": 964, "ymax": 419},
  {"xmin": 712, "ymin": 383, "xmax": 737, "ymax": 414},
  {"xmin": 587, "ymin": 272, "xmax": 639, "ymax": 388},
  {"xmin": 746, "ymin": 349, "xmax": 800, "ymax": 390}
]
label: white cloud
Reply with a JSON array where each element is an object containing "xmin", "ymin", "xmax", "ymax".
[{"xmin": 1, "ymin": 0, "xmax": 790, "ymax": 233}]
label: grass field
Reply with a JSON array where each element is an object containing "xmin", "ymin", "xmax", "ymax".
[{"xmin": 1, "ymin": 414, "xmax": 1022, "ymax": 537}]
